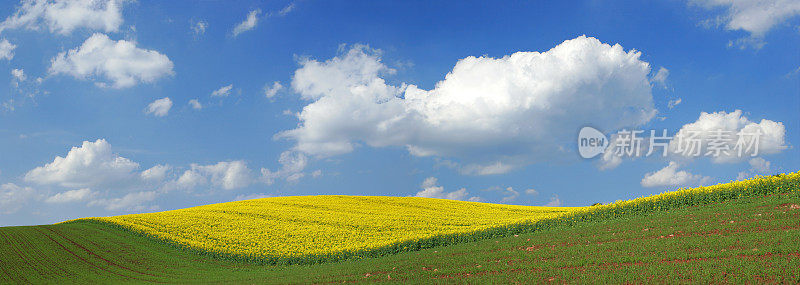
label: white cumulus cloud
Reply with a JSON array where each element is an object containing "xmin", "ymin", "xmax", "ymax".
[
  {"xmin": 24, "ymin": 139, "xmax": 139, "ymax": 188},
  {"xmin": 0, "ymin": 183, "xmax": 36, "ymax": 214},
  {"xmin": 480, "ymin": 185, "xmax": 524, "ymax": 203},
  {"xmin": 414, "ymin": 177, "xmax": 473, "ymax": 200},
  {"xmin": 692, "ymin": 0, "xmax": 800, "ymax": 49},
  {"xmin": 188, "ymin": 98, "xmax": 202, "ymax": 110},
  {"xmin": 736, "ymin": 157, "xmax": 772, "ymax": 180},
  {"xmin": 12, "ymin": 139, "xmax": 278, "ymax": 215},
  {"xmin": 498, "ymin": 187, "xmax": 519, "ymax": 203},
  {"xmin": 140, "ymin": 164, "xmax": 170, "ymax": 182},
  {"xmin": 668, "ymin": 110, "xmax": 787, "ymax": 163},
  {"xmin": 747, "ymin": 156, "xmax": 771, "ymax": 173},
  {"xmin": 280, "ymin": 37, "xmax": 657, "ymax": 174},
  {"xmin": 145, "ymin": 97, "xmax": 172, "ymax": 117},
  {"xmin": 600, "ymin": 110, "xmax": 787, "ymax": 170},
  {"xmin": 543, "ymin": 195, "xmax": 562, "ymax": 207},
  {"xmin": 175, "ymin": 169, "xmax": 205, "ymax": 190},
  {"xmin": 0, "ymin": 39, "xmax": 16, "ymax": 60},
  {"xmin": 179, "ymin": 161, "xmax": 254, "ymax": 191},
  {"xmin": 49, "ymin": 33, "xmax": 174, "ymax": 88},
  {"xmin": 641, "ymin": 161, "xmax": 711, "ymax": 188},
  {"xmin": 260, "ymin": 151, "xmax": 307, "ymax": 185},
  {"xmin": 0, "ymin": 0, "xmax": 126, "ymax": 35},
  {"xmin": 88, "ymin": 190, "xmax": 156, "ymax": 211},
  {"xmin": 415, "ymin": 177, "xmax": 483, "ymax": 202},
  {"xmin": 45, "ymin": 188, "xmax": 94, "ymax": 204}
]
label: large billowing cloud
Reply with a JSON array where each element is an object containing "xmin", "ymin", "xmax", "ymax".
[
  {"xmin": 280, "ymin": 36, "xmax": 658, "ymax": 174},
  {"xmin": 49, "ymin": 33, "xmax": 174, "ymax": 88},
  {"xmin": 0, "ymin": 0, "xmax": 126, "ymax": 35},
  {"xmin": 692, "ymin": 0, "xmax": 800, "ymax": 48}
]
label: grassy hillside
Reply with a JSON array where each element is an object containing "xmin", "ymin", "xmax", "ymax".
[{"xmin": 1, "ymin": 189, "xmax": 798, "ymax": 283}]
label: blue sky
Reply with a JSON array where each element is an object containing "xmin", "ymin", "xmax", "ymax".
[{"xmin": 0, "ymin": 0, "xmax": 798, "ymax": 226}]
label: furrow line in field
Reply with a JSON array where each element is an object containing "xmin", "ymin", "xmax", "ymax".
[
  {"xmin": 42, "ymin": 226, "xmax": 160, "ymax": 278},
  {"xmin": 0, "ymin": 230, "xmax": 26, "ymax": 283},
  {"xmin": 33, "ymin": 227, "xmax": 154, "ymax": 282},
  {"xmin": 3, "ymin": 228, "xmax": 45, "ymax": 281}
]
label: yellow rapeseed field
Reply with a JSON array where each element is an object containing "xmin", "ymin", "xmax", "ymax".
[{"xmin": 85, "ymin": 196, "xmax": 581, "ymax": 262}]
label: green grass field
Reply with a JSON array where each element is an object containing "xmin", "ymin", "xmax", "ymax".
[{"xmin": 2, "ymin": 190, "xmax": 798, "ymax": 283}]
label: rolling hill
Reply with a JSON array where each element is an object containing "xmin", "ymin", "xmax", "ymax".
[{"xmin": 79, "ymin": 196, "xmax": 584, "ymax": 263}]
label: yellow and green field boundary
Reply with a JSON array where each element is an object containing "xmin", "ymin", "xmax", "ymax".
[{"xmin": 63, "ymin": 172, "xmax": 800, "ymax": 265}]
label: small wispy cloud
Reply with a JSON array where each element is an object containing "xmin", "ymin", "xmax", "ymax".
[
  {"xmin": 191, "ymin": 20, "xmax": 208, "ymax": 36},
  {"xmin": 667, "ymin": 98, "xmax": 682, "ymax": 109},
  {"xmin": 211, "ymin": 84, "xmax": 233, "ymax": 97},
  {"xmin": 232, "ymin": 9, "xmax": 260, "ymax": 37},
  {"xmin": 264, "ymin": 81, "xmax": 284, "ymax": 99},
  {"xmin": 279, "ymin": 2, "xmax": 295, "ymax": 16},
  {"xmin": 231, "ymin": 3, "xmax": 295, "ymax": 37}
]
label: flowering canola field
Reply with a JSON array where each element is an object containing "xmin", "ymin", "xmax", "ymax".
[{"xmin": 83, "ymin": 196, "xmax": 581, "ymax": 263}]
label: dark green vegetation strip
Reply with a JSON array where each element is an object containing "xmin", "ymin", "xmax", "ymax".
[
  {"xmin": 1, "ymin": 187, "xmax": 799, "ymax": 283},
  {"xmin": 67, "ymin": 173, "xmax": 800, "ymax": 265}
]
